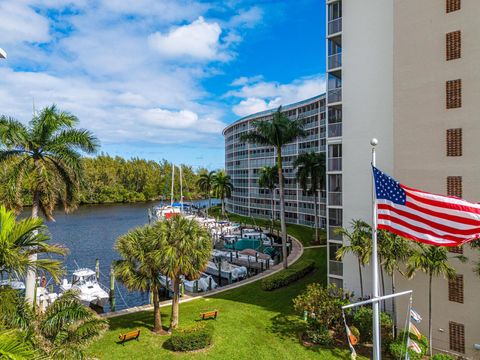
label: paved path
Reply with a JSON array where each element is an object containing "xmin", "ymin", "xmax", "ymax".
[
  {"xmin": 303, "ymin": 245, "xmax": 327, "ymax": 249},
  {"xmin": 102, "ymin": 236, "xmax": 304, "ymax": 319}
]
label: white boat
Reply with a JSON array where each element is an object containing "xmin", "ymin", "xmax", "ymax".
[
  {"xmin": 60, "ymin": 268, "xmax": 109, "ymax": 308},
  {"xmin": 0, "ymin": 279, "xmax": 25, "ymax": 291},
  {"xmin": 205, "ymin": 261, "xmax": 247, "ymax": 280},
  {"xmin": 36, "ymin": 287, "xmax": 59, "ymax": 312},
  {"xmin": 182, "ymin": 273, "xmax": 217, "ymax": 292}
]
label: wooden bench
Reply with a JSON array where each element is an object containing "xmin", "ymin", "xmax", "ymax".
[
  {"xmin": 200, "ymin": 310, "xmax": 218, "ymax": 320},
  {"xmin": 118, "ymin": 329, "xmax": 140, "ymax": 345}
]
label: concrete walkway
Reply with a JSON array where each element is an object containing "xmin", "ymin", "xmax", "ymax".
[
  {"xmin": 303, "ymin": 244, "xmax": 327, "ymax": 249},
  {"xmin": 102, "ymin": 236, "xmax": 304, "ymax": 319}
]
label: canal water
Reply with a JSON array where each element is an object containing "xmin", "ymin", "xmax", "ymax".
[{"xmin": 36, "ymin": 199, "xmax": 219, "ymax": 312}]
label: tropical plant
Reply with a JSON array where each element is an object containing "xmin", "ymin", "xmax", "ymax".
[
  {"xmin": 352, "ymin": 306, "xmax": 393, "ymax": 344},
  {"xmin": 258, "ymin": 165, "xmax": 279, "ymax": 230},
  {"xmin": 0, "ymin": 104, "xmax": 99, "ymax": 302},
  {"xmin": 240, "ymin": 107, "xmax": 306, "ymax": 269},
  {"xmin": 406, "ymin": 244, "xmax": 458, "ymax": 355},
  {"xmin": 335, "ymin": 219, "xmax": 372, "ymax": 298},
  {"xmin": 152, "ymin": 216, "xmax": 212, "ymax": 330},
  {"xmin": 0, "ymin": 206, "xmax": 66, "ymax": 284},
  {"xmin": 114, "ymin": 225, "xmax": 166, "ymax": 334},
  {"xmin": 0, "ymin": 330, "xmax": 37, "ymax": 359},
  {"xmin": 197, "ymin": 170, "xmax": 216, "ymax": 216},
  {"xmin": 212, "ymin": 170, "xmax": 233, "ymax": 216},
  {"xmin": 378, "ymin": 230, "xmax": 411, "ymax": 336},
  {"xmin": 293, "ymin": 152, "xmax": 326, "ymax": 243}
]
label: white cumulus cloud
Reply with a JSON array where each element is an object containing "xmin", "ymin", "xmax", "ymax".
[
  {"xmin": 148, "ymin": 17, "xmax": 225, "ymax": 61},
  {"xmin": 0, "ymin": 2, "xmax": 50, "ymax": 44}
]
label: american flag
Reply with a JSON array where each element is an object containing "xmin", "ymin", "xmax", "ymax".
[{"xmin": 373, "ymin": 166, "xmax": 480, "ymax": 247}]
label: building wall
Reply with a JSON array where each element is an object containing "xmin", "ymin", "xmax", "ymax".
[
  {"xmin": 223, "ymin": 95, "xmax": 327, "ymax": 229},
  {"xmin": 394, "ymin": 1, "xmax": 480, "ymax": 358}
]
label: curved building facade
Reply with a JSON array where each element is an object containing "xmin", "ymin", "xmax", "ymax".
[{"xmin": 223, "ymin": 94, "xmax": 327, "ymax": 228}]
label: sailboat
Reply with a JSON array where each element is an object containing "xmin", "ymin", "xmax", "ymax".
[{"xmin": 153, "ymin": 164, "xmax": 184, "ymax": 220}]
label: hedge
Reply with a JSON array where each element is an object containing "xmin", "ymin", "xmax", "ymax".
[
  {"xmin": 261, "ymin": 259, "xmax": 315, "ymax": 291},
  {"xmin": 166, "ymin": 323, "xmax": 214, "ymax": 352}
]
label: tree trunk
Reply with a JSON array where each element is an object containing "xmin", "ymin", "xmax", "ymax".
[
  {"xmin": 277, "ymin": 148, "xmax": 288, "ymax": 269},
  {"xmin": 153, "ymin": 284, "xmax": 163, "ymax": 333},
  {"xmin": 170, "ymin": 276, "xmax": 180, "ymax": 330},
  {"xmin": 428, "ymin": 273, "xmax": 433, "ymax": 356},
  {"xmin": 271, "ymin": 191, "xmax": 275, "ymax": 234},
  {"xmin": 358, "ymin": 259, "xmax": 364, "ymax": 299},
  {"xmin": 221, "ymin": 198, "xmax": 225, "ymax": 216},
  {"xmin": 313, "ymin": 191, "xmax": 319, "ymax": 244},
  {"xmin": 25, "ymin": 190, "xmax": 40, "ymax": 304},
  {"xmin": 392, "ymin": 272, "xmax": 397, "ymax": 338}
]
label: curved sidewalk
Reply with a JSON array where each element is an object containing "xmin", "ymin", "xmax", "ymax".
[{"xmin": 103, "ymin": 236, "xmax": 304, "ymax": 319}]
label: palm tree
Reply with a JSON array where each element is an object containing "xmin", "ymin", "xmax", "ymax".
[
  {"xmin": 152, "ymin": 216, "xmax": 212, "ymax": 330},
  {"xmin": 212, "ymin": 170, "xmax": 233, "ymax": 216},
  {"xmin": 258, "ymin": 165, "xmax": 279, "ymax": 231},
  {"xmin": 0, "ymin": 205, "xmax": 66, "ymax": 283},
  {"xmin": 114, "ymin": 225, "xmax": 166, "ymax": 334},
  {"xmin": 406, "ymin": 244, "xmax": 458, "ymax": 355},
  {"xmin": 293, "ymin": 152, "xmax": 326, "ymax": 243},
  {"xmin": 378, "ymin": 230, "xmax": 411, "ymax": 337},
  {"xmin": 0, "ymin": 330, "xmax": 37, "ymax": 359},
  {"xmin": 335, "ymin": 219, "xmax": 372, "ymax": 298},
  {"xmin": 197, "ymin": 170, "xmax": 216, "ymax": 216},
  {"xmin": 240, "ymin": 107, "xmax": 306, "ymax": 269},
  {"xmin": 0, "ymin": 105, "xmax": 99, "ymax": 302}
]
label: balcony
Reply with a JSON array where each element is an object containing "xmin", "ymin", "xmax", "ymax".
[
  {"xmin": 328, "ymin": 53, "xmax": 342, "ymax": 70},
  {"xmin": 328, "ymin": 157, "xmax": 342, "ymax": 171},
  {"xmin": 328, "ymin": 123, "xmax": 342, "ymax": 138},
  {"xmin": 328, "ymin": 17, "xmax": 342, "ymax": 36},
  {"xmin": 329, "ymin": 260, "xmax": 343, "ymax": 276},
  {"xmin": 328, "ymin": 192, "xmax": 342, "ymax": 206},
  {"xmin": 328, "ymin": 87, "xmax": 342, "ymax": 104}
]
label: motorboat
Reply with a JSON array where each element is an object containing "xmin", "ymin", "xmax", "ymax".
[
  {"xmin": 36, "ymin": 286, "xmax": 59, "ymax": 312},
  {"xmin": 182, "ymin": 273, "xmax": 217, "ymax": 292},
  {"xmin": 205, "ymin": 261, "xmax": 247, "ymax": 280},
  {"xmin": 0, "ymin": 279, "xmax": 25, "ymax": 291},
  {"xmin": 60, "ymin": 268, "xmax": 109, "ymax": 308}
]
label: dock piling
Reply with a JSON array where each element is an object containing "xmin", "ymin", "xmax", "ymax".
[
  {"xmin": 109, "ymin": 264, "xmax": 116, "ymax": 312},
  {"xmin": 95, "ymin": 258, "xmax": 100, "ymax": 279}
]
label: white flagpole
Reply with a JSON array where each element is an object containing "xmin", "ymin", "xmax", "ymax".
[{"xmin": 371, "ymin": 138, "xmax": 381, "ymax": 359}]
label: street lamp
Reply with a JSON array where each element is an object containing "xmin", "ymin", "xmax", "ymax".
[{"xmin": 0, "ymin": 48, "xmax": 7, "ymax": 59}]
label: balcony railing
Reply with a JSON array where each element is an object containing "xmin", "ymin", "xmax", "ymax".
[
  {"xmin": 328, "ymin": 157, "xmax": 342, "ymax": 171},
  {"xmin": 328, "ymin": 17, "xmax": 342, "ymax": 35},
  {"xmin": 328, "ymin": 192, "xmax": 342, "ymax": 206},
  {"xmin": 328, "ymin": 53, "xmax": 342, "ymax": 70},
  {"xmin": 328, "ymin": 123, "xmax": 342, "ymax": 138},
  {"xmin": 328, "ymin": 88, "xmax": 342, "ymax": 104}
]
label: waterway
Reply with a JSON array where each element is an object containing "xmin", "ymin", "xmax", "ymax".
[{"xmin": 33, "ymin": 199, "xmax": 219, "ymax": 312}]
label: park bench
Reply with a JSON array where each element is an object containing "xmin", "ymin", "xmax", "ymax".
[
  {"xmin": 118, "ymin": 329, "xmax": 140, "ymax": 345},
  {"xmin": 200, "ymin": 310, "xmax": 218, "ymax": 320}
]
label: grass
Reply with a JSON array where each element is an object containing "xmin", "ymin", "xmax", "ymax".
[{"xmin": 86, "ymin": 210, "xmax": 362, "ymax": 360}]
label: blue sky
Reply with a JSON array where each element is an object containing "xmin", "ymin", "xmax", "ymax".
[{"xmin": 0, "ymin": 0, "xmax": 326, "ymax": 170}]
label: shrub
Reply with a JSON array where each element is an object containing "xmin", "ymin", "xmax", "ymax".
[
  {"xmin": 388, "ymin": 330, "xmax": 428, "ymax": 360},
  {"xmin": 304, "ymin": 323, "xmax": 333, "ymax": 346},
  {"xmin": 261, "ymin": 259, "xmax": 315, "ymax": 291},
  {"xmin": 166, "ymin": 323, "xmax": 214, "ymax": 352},
  {"xmin": 352, "ymin": 307, "xmax": 393, "ymax": 343},
  {"xmin": 293, "ymin": 283, "xmax": 350, "ymax": 333},
  {"xmin": 431, "ymin": 354, "xmax": 455, "ymax": 360}
]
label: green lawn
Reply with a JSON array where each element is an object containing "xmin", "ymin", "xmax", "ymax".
[{"xmin": 86, "ymin": 210, "xmax": 361, "ymax": 359}]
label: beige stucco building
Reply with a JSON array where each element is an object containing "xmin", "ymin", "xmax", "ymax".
[{"xmin": 327, "ymin": 0, "xmax": 480, "ymax": 358}]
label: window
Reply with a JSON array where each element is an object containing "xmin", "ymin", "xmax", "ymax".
[
  {"xmin": 446, "ymin": 31, "xmax": 461, "ymax": 60},
  {"xmin": 446, "ymin": 79, "xmax": 462, "ymax": 109},
  {"xmin": 446, "ymin": 0, "xmax": 461, "ymax": 13},
  {"xmin": 447, "ymin": 176, "xmax": 462, "ymax": 198},
  {"xmin": 449, "ymin": 322, "xmax": 465, "ymax": 353},
  {"xmin": 448, "ymin": 274, "xmax": 464, "ymax": 303},
  {"xmin": 446, "ymin": 128, "xmax": 462, "ymax": 156}
]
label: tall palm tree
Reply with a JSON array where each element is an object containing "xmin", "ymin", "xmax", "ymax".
[
  {"xmin": 152, "ymin": 216, "xmax": 212, "ymax": 330},
  {"xmin": 258, "ymin": 165, "xmax": 279, "ymax": 231},
  {"xmin": 197, "ymin": 170, "xmax": 216, "ymax": 216},
  {"xmin": 240, "ymin": 107, "xmax": 306, "ymax": 269},
  {"xmin": 335, "ymin": 219, "xmax": 372, "ymax": 298},
  {"xmin": 0, "ymin": 105, "xmax": 99, "ymax": 302},
  {"xmin": 114, "ymin": 225, "xmax": 166, "ymax": 334},
  {"xmin": 406, "ymin": 244, "xmax": 458, "ymax": 355},
  {"xmin": 0, "ymin": 205, "xmax": 66, "ymax": 283},
  {"xmin": 212, "ymin": 170, "xmax": 233, "ymax": 216},
  {"xmin": 378, "ymin": 230, "xmax": 411, "ymax": 337},
  {"xmin": 293, "ymin": 152, "xmax": 326, "ymax": 243}
]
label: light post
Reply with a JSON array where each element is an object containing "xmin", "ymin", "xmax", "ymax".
[{"xmin": 0, "ymin": 48, "xmax": 7, "ymax": 59}]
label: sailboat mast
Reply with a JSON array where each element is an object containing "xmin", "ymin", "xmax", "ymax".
[
  {"xmin": 171, "ymin": 164, "xmax": 175, "ymax": 206},
  {"xmin": 179, "ymin": 166, "xmax": 184, "ymax": 213}
]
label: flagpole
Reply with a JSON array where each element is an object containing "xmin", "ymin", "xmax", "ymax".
[{"xmin": 371, "ymin": 138, "xmax": 381, "ymax": 360}]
